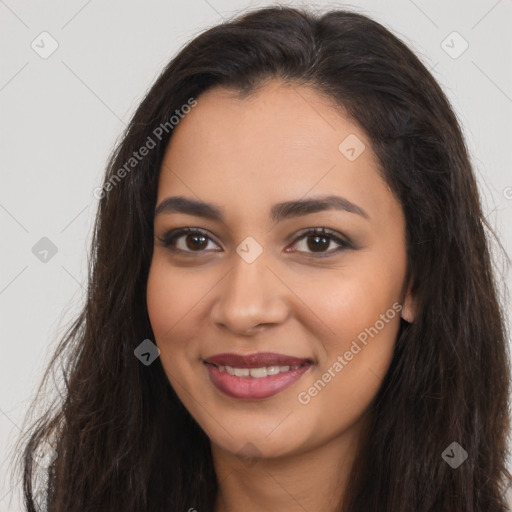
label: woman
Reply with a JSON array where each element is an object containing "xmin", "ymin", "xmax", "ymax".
[{"xmin": 18, "ymin": 5, "xmax": 511, "ymax": 511}]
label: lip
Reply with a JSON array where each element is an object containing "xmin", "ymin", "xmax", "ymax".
[
  {"xmin": 205, "ymin": 363, "xmax": 311, "ymax": 400},
  {"xmin": 203, "ymin": 352, "xmax": 311, "ymax": 368}
]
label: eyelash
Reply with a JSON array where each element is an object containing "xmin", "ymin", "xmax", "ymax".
[{"xmin": 156, "ymin": 226, "xmax": 353, "ymax": 258}]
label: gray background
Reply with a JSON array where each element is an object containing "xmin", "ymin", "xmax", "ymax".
[{"xmin": 1, "ymin": 1, "xmax": 511, "ymax": 510}]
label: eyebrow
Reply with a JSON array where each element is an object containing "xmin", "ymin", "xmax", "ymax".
[{"xmin": 154, "ymin": 194, "xmax": 369, "ymax": 223}]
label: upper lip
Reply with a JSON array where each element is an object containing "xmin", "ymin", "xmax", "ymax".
[{"xmin": 203, "ymin": 352, "xmax": 312, "ymax": 368}]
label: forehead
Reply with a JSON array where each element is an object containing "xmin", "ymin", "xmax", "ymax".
[{"xmin": 156, "ymin": 80, "xmax": 397, "ymax": 226}]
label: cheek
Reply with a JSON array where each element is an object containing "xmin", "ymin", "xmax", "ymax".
[
  {"xmin": 147, "ymin": 263, "xmax": 177, "ymax": 336},
  {"xmin": 308, "ymin": 257, "xmax": 402, "ymax": 342},
  {"xmin": 297, "ymin": 256, "xmax": 404, "ymax": 416},
  {"xmin": 146, "ymin": 260, "xmax": 201, "ymax": 375},
  {"xmin": 146, "ymin": 258, "xmax": 225, "ymax": 389},
  {"xmin": 292, "ymin": 291, "xmax": 400, "ymax": 441},
  {"xmin": 146, "ymin": 262, "xmax": 195, "ymax": 398},
  {"xmin": 146, "ymin": 258, "xmax": 211, "ymax": 338}
]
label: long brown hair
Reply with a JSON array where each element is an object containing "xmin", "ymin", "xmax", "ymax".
[{"xmin": 16, "ymin": 5, "xmax": 511, "ymax": 511}]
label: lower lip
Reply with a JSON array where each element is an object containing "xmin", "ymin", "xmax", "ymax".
[{"xmin": 205, "ymin": 363, "xmax": 311, "ymax": 400}]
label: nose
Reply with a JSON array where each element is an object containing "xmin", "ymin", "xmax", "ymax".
[{"xmin": 210, "ymin": 254, "xmax": 290, "ymax": 336}]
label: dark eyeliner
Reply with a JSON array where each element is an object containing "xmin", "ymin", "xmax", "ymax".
[
  {"xmin": 288, "ymin": 227, "xmax": 354, "ymax": 257},
  {"xmin": 156, "ymin": 227, "xmax": 215, "ymax": 251},
  {"xmin": 157, "ymin": 226, "xmax": 353, "ymax": 257}
]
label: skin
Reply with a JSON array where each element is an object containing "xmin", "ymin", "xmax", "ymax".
[{"xmin": 146, "ymin": 79, "xmax": 416, "ymax": 512}]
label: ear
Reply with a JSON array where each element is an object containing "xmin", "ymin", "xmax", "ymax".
[{"xmin": 401, "ymin": 280, "xmax": 417, "ymax": 323}]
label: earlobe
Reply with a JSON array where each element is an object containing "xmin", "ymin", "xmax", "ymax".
[{"xmin": 400, "ymin": 281, "xmax": 417, "ymax": 323}]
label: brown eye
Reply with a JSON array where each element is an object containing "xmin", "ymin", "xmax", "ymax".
[
  {"xmin": 288, "ymin": 228, "xmax": 352, "ymax": 256},
  {"xmin": 158, "ymin": 227, "xmax": 220, "ymax": 253},
  {"xmin": 305, "ymin": 233, "xmax": 331, "ymax": 252},
  {"xmin": 182, "ymin": 233, "xmax": 208, "ymax": 251}
]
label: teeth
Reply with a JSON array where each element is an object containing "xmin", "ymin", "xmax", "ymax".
[
  {"xmin": 249, "ymin": 367, "xmax": 267, "ymax": 378},
  {"xmin": 233, "ymin": 367, "xmax": 250, "ymax": 377},
  {"xmin": 218, "ymin": 363, "xmax": 306, "ymax": 378},
  {"xmin": 267, "ymin": 365, "xmax": 281, "ymax": 375}
]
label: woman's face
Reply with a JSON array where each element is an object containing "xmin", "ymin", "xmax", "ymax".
[{"xmin": 147, "ymin": 80, "xmax": 414, "ymax": 460}]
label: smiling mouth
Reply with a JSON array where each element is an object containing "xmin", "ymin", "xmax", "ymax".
[
  {"xmin": 204, "ymin": 361, "xmax": 311, "ymax": 378},
  {"xmin": 203, "ymin": 358, "xmax": 312, "ymax": 400}
]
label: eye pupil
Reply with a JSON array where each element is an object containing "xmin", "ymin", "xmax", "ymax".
[
  {"xmin": 187, "ymin": 234, "xmax": 208, "ymax": 251},
  {"xmin": 307, "ymin": 235, "xmax": 329, "ymax": 252}
]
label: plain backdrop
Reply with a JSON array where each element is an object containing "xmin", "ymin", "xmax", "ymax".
[{"xmin": 1, "ymin": 1, "xmax": 511, "ymax": 510}]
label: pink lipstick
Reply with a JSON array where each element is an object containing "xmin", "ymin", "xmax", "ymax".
[{"xmin": 203, "ymin": 352, "xmax": 312, "ymax": 399}]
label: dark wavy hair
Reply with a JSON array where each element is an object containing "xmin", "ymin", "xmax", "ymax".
[{"xmin": 15, "ymin": 5, "xmax": 511, "ymax": 511}]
